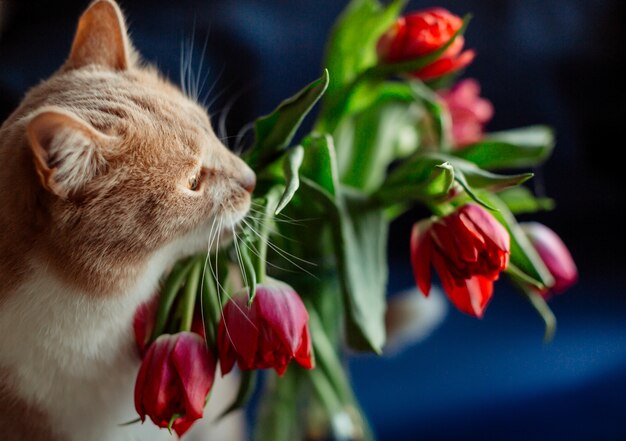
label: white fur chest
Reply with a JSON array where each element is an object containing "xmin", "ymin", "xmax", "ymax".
[{"xmin": 0, "ymin": 255, "xmax": 172, "ymax": 441}]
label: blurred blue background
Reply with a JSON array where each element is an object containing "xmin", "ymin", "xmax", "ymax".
[{"xmin": 1, "ymin": 0, "xmax": 625, "ymax": 439}]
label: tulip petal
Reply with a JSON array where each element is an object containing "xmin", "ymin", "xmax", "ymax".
[
  {"xmin": 522, "ymin": 222, "xmax": 578, "ymax": 293},
  {"xmin": 218, "ymin": 295, "xmax": 260, "ymax": 374},
  {"xmin": 134, "ymin": 338, "xmax": 157, "ymax": 421},
  {"xmin": 433, "ymin": 253, "xmax": 493, "ymax": 318},
  {"xmin": 294, "ymin": 326, "xmax": 314, "ymax": 370},
  {"xmin": 410, "ymin": 219, "xmax": 434, "ymax": 296},
  {"xmin": 172, "ymin": 417, "xmax": 195, "ymax": 438},
  {"xmin": 171, "ymin": 332, "xmax": 216, "ymax": 422},
  {"xmin": 254, "ymin": 284, "xmax": 309, "ymax": 354},
  {"xmin": 217, "ymin": 321, "xmax": 238, "ymax": 375},
  {"xmin": 141, "ymin": 336, "xmax": 183, "ymax": 427},
  {"xmin": 414, "ymin": 49, "xmax": 475, "ymax": 81},
  {"xmin": 461, "ymin": 204, "xmax": 510, "ymax": 252}
]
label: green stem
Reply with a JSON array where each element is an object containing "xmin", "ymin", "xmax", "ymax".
[
  {"xmin": 150, "ymin": 257, "xmax": 196, "ymax": 342},
  {"xmin": 179, "ymin": 257, "xmax": 202, "ymax": 332},
  {"xmin": 201, "ymin": 267, "xmax": 221, "ymax": 347}
]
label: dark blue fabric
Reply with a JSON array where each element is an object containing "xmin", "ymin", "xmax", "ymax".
[
  {"xmin": 351, "ymin": 263, "xmax": 626, "ymax": 440},
  {"xmin": 1, "ymin": 1, "xmax": 624, "ymax": 439}
]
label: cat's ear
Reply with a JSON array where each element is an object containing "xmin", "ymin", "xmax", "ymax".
[
  {"xmin": 26, "ymin": 108, "xmax": 110, "ymax": 199},
  {"xmin": 66, "ymin": 0, "xmax": 132, "ymax": 71}
]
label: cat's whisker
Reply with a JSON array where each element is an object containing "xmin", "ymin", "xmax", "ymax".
[
  {"xmin": 244, "ymin": 212, "xmax": 302, "ymax": 245},
  {"xmin": 246, "ymin": 205, "xmax": 311, "ymax": 225},
  {"xmin": 199, "ymin": 65, "xmax": 226, "ymax": 110},
  {"xmin": 193, "ymin": 28, "xmax": 211, "ymax": 104},
  {"xmin": 233, "ymin": 122, "xmax": 255, "ymax": 156},
  {"xmin": 199, "ymin": 215, "xmax": 221, "ymax": 347},
  {"xmin": 209, "ymin": 214, "xmax": 258, "ymax": 350},
  {"xmin": 240, "ymin": 237, "xmax": 298, "ymax": 274},
  {"xmin": 239, "ymin": 217, "xmax": 318, "ymax": 279},
  {"xmin": 231, "ymin": 229, "xmax": 249, "ymax": 292}
]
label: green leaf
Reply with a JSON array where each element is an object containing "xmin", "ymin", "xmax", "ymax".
[
  {"xmin": 511, "ymin": 279, "xmax": 557, "ymax": 342},
  {"xmin": 150, "ymin": 257, "xmax": 196, "ymax": 342},
  {"xmin": 453, "ymin": 169, "xmax": 497, "ymax": 210},
  {"xmin": 275, "ymin": 146, "xmax": 304, "ymax": 215},
  {"xmin": 239, "ymin": 243, "xmax": 257, "ymax": 305},
  {"xmin": 340, "ymin": 100, "xmax": 417, "ymax": 191},
  {"xmin": 376, "ymin": 159, "xmax": 454, "ymax": 205},
  {"xmin": 339, "ymin": 209, "xmax": 388, "ymax": 353},
  {"xmin": 179, "ymin": 257, "xmax": 203, "ymax": 332},
  {"xmin": 450, "ymin": 157, "xmax": 534, "ymax": 192},
  {"xmin": 411, "ymin": 80, "xmax": 451, "ymax": 150},
  {"xmin": 300, "ymin": 134, "xmax": 341, "ymax": 196},
  {"xmin": 245, "ymin": 70, "xmax": 329, "ymax": 170},
  {"xmin": 201, "ymin": 266, "xmax": 221, "ymax": 346},
  {"xmin": 254, "ymin": 369, "xmax": 301, "ymax": 441},
  {"xmin": 306, "ymin": 309, "xmax": 375, "ymax": 441},
  {"xmin": 298, "ymin": 178, "xmax": 387, "ymax": 353},
  {"xmin": 480, "ymin": 192, "xmax": 554, "ymax": 288},
  {"xmin": 323, "ymin": 0, "xmax": 406, "ymax": 97},
  {"xmin": 454, "ymin": 126, "xmax": 555, "ymax": 169},
  {"xmin": 498, "ymin": 186, "xmax": 555, "ymax": 214}
]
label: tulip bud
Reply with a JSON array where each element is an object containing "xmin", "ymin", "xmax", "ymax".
[
  {"xmin": 411, "ymin": 204, "xmax": 510, "ymax": 317},
  {"xmin": 376, "ymin": 8, "xmax": 475, "ymax": 81},
  {"xmin": 521, "ymin": 222, "xmax": 578, "ymax": 297},
  {"xmin": 217, "ymin": 280, "xmax": 313, "ymax": 376},
  {"xmin": 134, "ymin": 332, "xmax": 216, "ymax": 437}
]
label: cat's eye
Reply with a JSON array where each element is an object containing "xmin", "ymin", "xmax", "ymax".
[{"xmin": 188, "ymin": 174, "xmax": 201, "ymax": 191}]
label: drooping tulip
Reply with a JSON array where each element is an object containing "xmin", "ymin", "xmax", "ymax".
[
  {"xmin": 376, "ymin": 8, "xmax": 475, "ymax": 81},
  {"xmin": 217, "ymin": 280, "xmax": 313, "ymax": 376},
  {"xmin": 522, "ymin": 222, "xmax": 578, "ymax": 297},
  {"xmin": 134, "ymin": 332, "xmax": 216, "ymax": 437},
  {"xmin": 411, "ymin": 204, "xmax": 510, "ymax": 317}
]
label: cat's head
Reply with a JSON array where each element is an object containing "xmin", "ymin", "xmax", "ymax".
[{"xmin": 2, "ymin": 0, "xmax": 255, "ymax": 293}]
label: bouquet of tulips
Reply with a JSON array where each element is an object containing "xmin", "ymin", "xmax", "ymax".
[{"xmin": 131, "ymin": 1, "xmax": 578, "ymax": 439}]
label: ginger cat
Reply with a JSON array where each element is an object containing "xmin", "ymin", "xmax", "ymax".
[{"xmin": 0, "ymin": 1, "xmax": 254, "ymax": 440}]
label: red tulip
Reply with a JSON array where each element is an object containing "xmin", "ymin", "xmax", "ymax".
[
  {"xmin": 134, "ymin": 332, "xmax": 216, "ymax": 437},
  {"xmin": 217, "ymin": 280, "xmax": 313, "ymax": 376},
  {"xmin": 522, "ymin": 222, "xmax": 578, "ymax": 297},
  {"xmin": 376, "ymin": 8, "xmax": 475, "ymax": 81},
  {"xmin": 411, "ymin": 204, "xmax": 510, "ymax": 317},
  {"xmin": 437, "ymin": 79, "xmax": 494, "ymax": 147}
]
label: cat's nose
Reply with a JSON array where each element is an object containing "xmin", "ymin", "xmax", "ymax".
[{"xmin": 238, "ymin": 167, "xmax": 256, "ymax": 193}]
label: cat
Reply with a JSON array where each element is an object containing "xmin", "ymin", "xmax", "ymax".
[{"xmin": 0, "ymin": 1, "xmax": 254, "ymax": 440}]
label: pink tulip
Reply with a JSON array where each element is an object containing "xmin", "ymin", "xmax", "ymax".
[
  {"xmin": 377, "ymin": 8, "xmax": 475, "ymax": 81},
  {"xmin": 217, "ymin": 280, "xmax": 313, "ymax": 376},
  {"xmin": 437, "ymin": 79, "xmax": 494, "ymax": 147},
  {"xmin": 522, "ymin": 222, "xmax": 578, "ymax": 297},
  {"xmin": 411, "ymin": 204, "xmax": 510, "ymax": 317},
  {"xmin": 134, "ymin": 332, "xmax": 216, "ymax": 437}
]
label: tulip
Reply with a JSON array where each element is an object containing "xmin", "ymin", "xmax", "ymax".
[
  {"xmin": 521, "ymin": 222, "xmax": 578, "ymax": 297},
  {"xmin": 376, "ymin": 8, "xmax": 475, "ymax": 81},
  {"xmin": 411, "ymin": 204, "xmax": 510, "ymax": 317},
  {"xmin": 134, "ymin": 332, "xmax": 216, "ymax": 437},
  {"xmin": 437, "ymin": 79, "xmax": 494, "ymax": 147},
  {"xmin": 217, "ymin": 280, "xmax": 313, "ymax": 376}
]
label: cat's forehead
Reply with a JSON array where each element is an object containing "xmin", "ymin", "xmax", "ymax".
[{"xmin": 40, "ymin": 66, "xmax": 219, "ymax": 160}]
